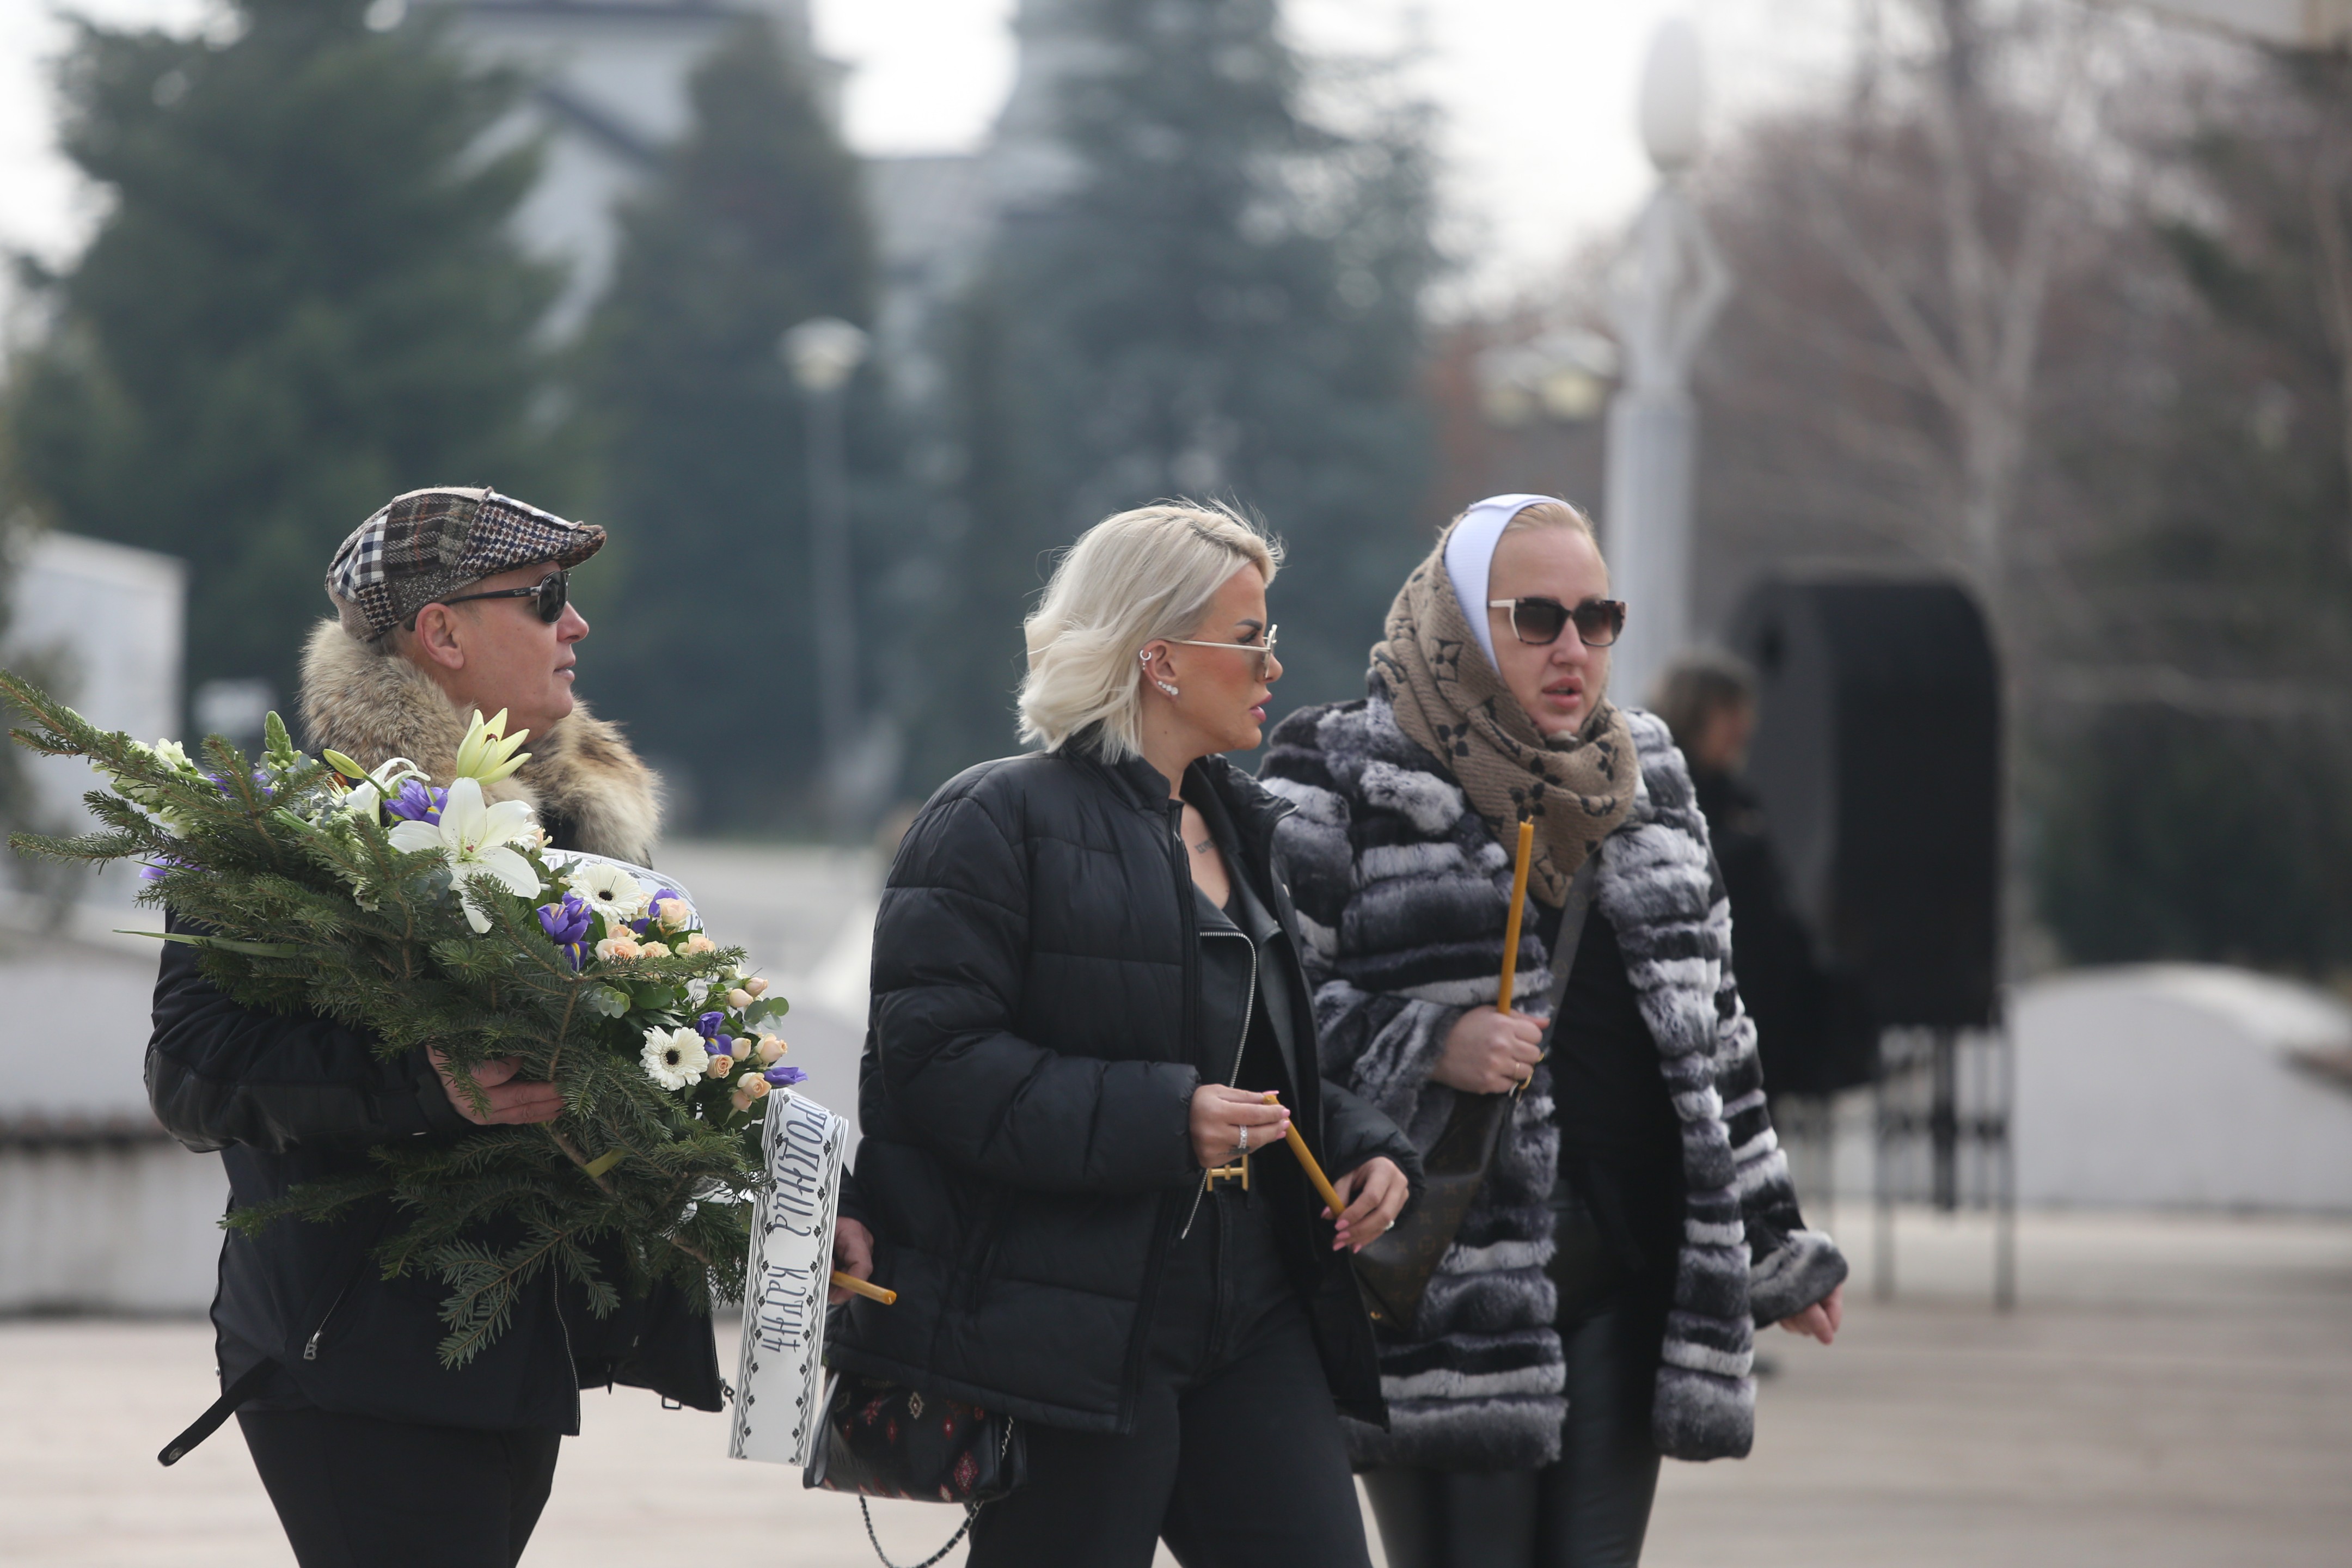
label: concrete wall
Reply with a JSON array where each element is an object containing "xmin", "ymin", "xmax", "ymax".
[
  {"xmin": 0, "ymin": 533, "xmax": 210, "ymax": 1312},
  {"xmin": 2, "ymin": 531, "xmax": 188, "ymax": 938},
  {"xmin": 2014, "ymin": 965, "xmax": 2352, "ymax": 1211},
  {"xmin": 0, "ymin": 927, "xmax": 221, "ymax": 1314},
  {"xmin": 0, "ymin": 1145, "xmax": 224, "ymax": 1314}
]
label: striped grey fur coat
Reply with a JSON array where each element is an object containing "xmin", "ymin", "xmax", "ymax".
[{"xmin": 1261, "ymin": 694, "xmax": 1847, "ymax": 1467}]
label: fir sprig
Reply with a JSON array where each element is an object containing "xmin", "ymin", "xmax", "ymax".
[{"xmin": 1, "ymin": 670, "xmax": 777, "ymax": 1365}]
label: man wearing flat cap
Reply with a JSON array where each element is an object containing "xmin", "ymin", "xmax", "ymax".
[{"xmin": 143, "ymin": 489, "xmax": 708, "ymax": 1566}]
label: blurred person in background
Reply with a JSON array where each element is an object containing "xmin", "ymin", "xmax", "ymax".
[
  {"xmin": 831, "ymin": 502, "xmax": 1420, "ymax": 1568},
  {"xmin": 146, "ymin": 488, "xmax": 869, "ymax": 1568},
  {"xmin": 1260, "ymin": 495, "xmax": 1847, "ymax": 1568},
  {"xmin": 1652, "ymin": 653, "xmax": 1875, "ymax": 1104}
]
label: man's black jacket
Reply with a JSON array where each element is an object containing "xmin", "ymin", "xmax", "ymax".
[
  {"xmin": 828, "ymin": 740, "xmax": 1422, "ymax": 1434},
  {"xmin": 150, "ymin": 918, "xmax": 724, "ymax": 1434}
]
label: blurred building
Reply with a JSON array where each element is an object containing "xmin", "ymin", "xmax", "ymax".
[
  {"xmin": 433, "ymin": 0, "xmax": 1072, "ymax": 411},
  {"xmin": 0, "ymin": 532, "xmax": 219, "ymax": 1313},
  {"xmin": 445, "ymin": 0, "xmax": 834, "ymax": 332}
]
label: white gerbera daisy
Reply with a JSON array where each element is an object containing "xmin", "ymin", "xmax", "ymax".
[
  {"xmin": 567, "ymin": 861, "xmax": 650, "ymax": 922},
  {"xmin": 640, "ymin": 1026, "xmax": 705, "ymax": 1092}
]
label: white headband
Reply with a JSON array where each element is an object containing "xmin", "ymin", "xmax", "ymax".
[{"xmin": 1443, "ymin": 493, "xmax": 1566, "ymax": 675}]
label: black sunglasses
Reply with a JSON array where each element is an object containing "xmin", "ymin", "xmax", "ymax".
[
  {"xmin": 1488, "ymin": 596, "xmax": 1626, "ymax": 648},
  {"xmin": 438, "ymin": 569, "xmax": 569, "ymax": 624}
]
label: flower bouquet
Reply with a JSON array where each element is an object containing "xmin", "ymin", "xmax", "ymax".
[{"xmin": 0, "ymin": 670, "xmax": 799, "ymax": 1368}]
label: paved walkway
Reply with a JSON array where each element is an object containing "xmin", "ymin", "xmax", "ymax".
[
  {"xmin": 4, "ymin": 1206, "xmax": 2347, "ymax": 1566},
  {"xmin": 1647, "ymin": 1204, "xmax": 2352, "ymax": 1567}
]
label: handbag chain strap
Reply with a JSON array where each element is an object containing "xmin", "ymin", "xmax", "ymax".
[
  {"xmin": 856, "ymin": 1418, "xmax": 1019, "ymax": 1568},
  {"xmin": 859, "ymin": 1498, "xmax": 976, "ymax": 1568}
]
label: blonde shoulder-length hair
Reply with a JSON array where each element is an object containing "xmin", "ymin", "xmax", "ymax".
[{"xmin": 1018, "ymin": 501, "xmax": 1281, "ymax": 759}]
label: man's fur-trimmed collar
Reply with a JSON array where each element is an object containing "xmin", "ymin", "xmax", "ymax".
[{"xmin": 298, "ymin": 621, "xmax": 661, "ymax": 865}]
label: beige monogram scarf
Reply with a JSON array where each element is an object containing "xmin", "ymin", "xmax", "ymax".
[{"xmin": 1369, "ymin": 538, "xmax": 1636, "ymax": 906}]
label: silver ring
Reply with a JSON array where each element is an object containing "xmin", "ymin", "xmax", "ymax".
[{"xmin": 1237, "ymin": 1125, "xmax": 1250, "ymax": 1155}]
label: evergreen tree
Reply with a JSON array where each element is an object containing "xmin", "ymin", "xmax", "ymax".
[
  {"xmin": 2030, "ymin": 57, "xmax": 2352, "ymax": 972},
  {"xmin": 6, "ymin": 0, "xmax": 566, "ymax": 708},
  {"xmin": 577, "ymin": 16, "xmax": 886, "ymax": 829},
  {"xmin": 918, "ymin": 0, "xmax": 1438, "ymax": 783}
]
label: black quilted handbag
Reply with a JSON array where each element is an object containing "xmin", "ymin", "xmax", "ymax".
[{"xmin": 804, "ymin": 1371, "xmax": 1025, "ymax": 1568}]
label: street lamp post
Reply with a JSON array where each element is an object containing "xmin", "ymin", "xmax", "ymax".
[
  {"xmin": 1603, "ymin": 17, "xmax": 1731, "ymax": 706},
  {"xmin": 781, "ymin": 316, "xmax": 870, "ymax": 836}
]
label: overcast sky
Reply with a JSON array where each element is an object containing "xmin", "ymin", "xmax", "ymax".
[{"xmin": 0, "ymin": 0, "xmax": 1854, "ymax": 314}]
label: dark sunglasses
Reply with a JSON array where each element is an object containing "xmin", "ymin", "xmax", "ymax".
[
  {"xmin": 438, "ymin": 569, "xmax": 569, "ymax": 624},
  {"xmin": 1488, "ymin": 596, "xmax": 1626, "ymax": 648}
]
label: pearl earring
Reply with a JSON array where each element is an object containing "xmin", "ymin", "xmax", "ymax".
[{"xmin": 1141, "ymin": 648, "xmax": 1178, "ymax": 698}]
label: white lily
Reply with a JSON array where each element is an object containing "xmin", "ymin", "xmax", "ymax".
[
  {"xmin": 453, "ymin": 709, "xmax": 532, "ymax": 786},
  {"xmin": 323, "ymin": 749, "xmax": 426, "ymax": 793},
  {"xmin": 387, "ymin": 776, "xmax": 544, "ymax": 932}
]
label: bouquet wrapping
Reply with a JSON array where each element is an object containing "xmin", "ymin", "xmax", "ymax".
[{"xmin": 1, "ymin": 670, "xmax": 798, "ymax": 1368}]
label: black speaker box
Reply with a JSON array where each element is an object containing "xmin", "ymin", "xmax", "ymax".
[{"xmin": 1728, "ymin": 578, "xmax": 2001, "ymax": 1031}]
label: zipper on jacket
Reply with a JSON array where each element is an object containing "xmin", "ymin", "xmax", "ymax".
[
  {"xmin": 1179, "ymin": 927, "xmax": 1258, "ymax": 1240},
  {"xmin": 302, "ymin": 1278, "xmax": 357, "ymax": 1362},
  {"xmin": 1167, "ymin": 797, "xmax": 1200, "ymax": 1077},
  {"xmin": 553, "ymin": 1272, "xmax": 582, "ymax": 1432}
]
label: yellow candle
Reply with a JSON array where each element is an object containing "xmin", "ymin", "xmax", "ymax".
[
  {"xmin": 1262, "ymin": 1092, "xmax": 1346, "ymax": 1216},
  {"xmin": 831, "ymin": 1271, "xmax": 896, "ymax": 1305},
  {"xmin": 1496, "ymin": 818, "xmax": 1535, "ymax": 1015}
]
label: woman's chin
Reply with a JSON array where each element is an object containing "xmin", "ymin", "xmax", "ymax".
[{"xmin": 1536, "ymin": 709, "xmax": 1584, "ymax": 740}]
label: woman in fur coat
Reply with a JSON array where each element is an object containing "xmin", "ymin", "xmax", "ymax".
[{"xmin": 1259, "ymin": 495, "xmax": 1849, "ymax": 1567}]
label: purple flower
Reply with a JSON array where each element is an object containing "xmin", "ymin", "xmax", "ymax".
[
  {"xmin": 763, "ymin": 1064, "xmax": 808, "ymax": 1088},
  {"xmin": 695, "ymin": 1010, "xmax": 725, "ymax": 1039},
  {"xmin": 631, "ymin": 888, "xmax": 685, "ymax": 936},
  {"xmin": 537, "ymin": 892, "xmax": 593, "ymax": 971},
  {"xmin": 204, "ymin": 768, "xmax": 277, "ymax": 800},
  {"xmin": 706, "ymin": 1035, "xmax": 734, "ymax": 1057},
  {"xmin": 537, "ymin": 893, "xmax": 592, "ymax": 944},
  {"xmin": 384, "ymin": 779, "xmax": 446, "ymax": 824}
]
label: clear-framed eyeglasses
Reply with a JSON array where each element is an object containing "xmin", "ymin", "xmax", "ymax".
[{"xmin": 1163, "ymin": 624, "xmax": 1279, "ymax": 681}]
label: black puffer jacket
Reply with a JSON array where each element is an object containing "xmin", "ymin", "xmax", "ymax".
[
  {"xmin": 829, "ymin": 742, "xmax": 1422, "ymax": 1433},
  {"xmin": 150, "ymin": 940, "xmax": 723, "ymax": 1435}
]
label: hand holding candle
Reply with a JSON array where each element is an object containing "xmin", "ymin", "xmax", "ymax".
[
  {"xmin": 828, "ymin": 1217, "xmax": 890, "ymax": 1305},
  {"xmin": 1265, "ymin": 1092, "xmax": 1410, "ymax": 1252},
  {"xmin": 1430, "ymin": 818, "xmax": 1546, "ymax": 1095}
]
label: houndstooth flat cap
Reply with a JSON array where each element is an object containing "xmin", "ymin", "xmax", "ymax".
[{"xmin": 324, "ymin": 487, "xmax": 605, "ymax": 642}]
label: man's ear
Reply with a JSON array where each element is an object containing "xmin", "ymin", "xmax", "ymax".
[{"xmin": 405, "ymin": 604, "xmax": 468, "ymax": 672}]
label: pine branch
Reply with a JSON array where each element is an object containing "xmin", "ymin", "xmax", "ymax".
[{"xmin": 2, "ymin": 667, "xmax": 774, "ymax": 1365}]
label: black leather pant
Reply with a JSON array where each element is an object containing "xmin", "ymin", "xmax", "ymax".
[
  {"xmin": 1361, "ymin": 1297, "xmax": 1665, "ymax": 1568},
  {"xmin": 967, "ymin": 1182, "xmax": 1374, "ymax": 1568}
]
